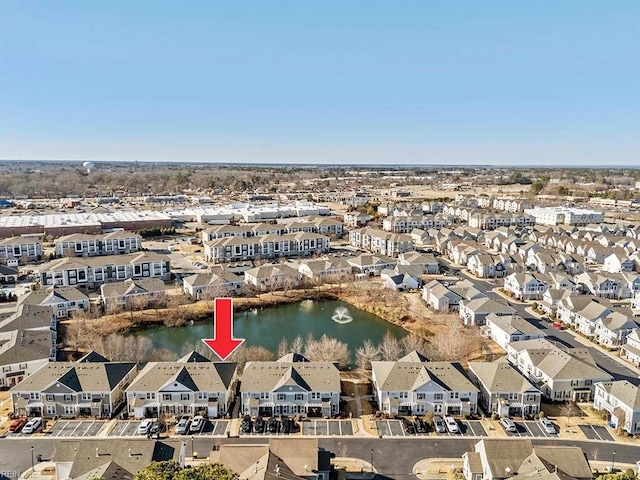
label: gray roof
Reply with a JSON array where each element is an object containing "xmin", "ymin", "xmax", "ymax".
[
  {"xmin": 18, "ymin": 286, "xmax": 89, "ymax": 307},
  {"xmin": 486, "ymin": 314, "xmax": 545, "ymax": 337},
  {"xmin": 11, "ymin": 361, "xmax": 137, "ymax": 393},
  {"xmin": 468, "ymin": 358, "xmax": 540, "ymax": 394},
  {"xmin": 40, "ymin": 252, "xmax": 169, "ymax": 272},
  {"xmin": 0, "ymin": 329, "xmax": 53, "ymax": 365},
  {"xmin": 100, "ymin": 278, "xmax": 166, "ymax": 299},
  {"xmin": 514, "ymin": 340, "xmax": 612, "ymax": 382},
  {"xmin": 371, "ymin": 361, "xmax": 478, "ymax": 393},
  {"xmin": 464, "ymin": 298, "xmax": 515, "ymax": 315},
  {"xmin": 126, "ymin": 361, "xmax": 237, "ymax": 392},
  {"xmin": 241, "ymin": 361, "xmax": 340, "ymax": 393},
  {"xmin": 53, "ymin": 439, "xmax": 178, "ymax": 479},
  {"xmin": 183, "ymin": 270, "xmax": 242, "ymax": 288},
  {"xmin": 476, "ymin": 439, "xmax": 592, "ymax": 480},
  {"xmin": 597, "ymin": 380, "xmax": 640, "ymax": 410},
  {"xmin": 0, "ymin": 304, "xmax": 54, "ymax": 333}
]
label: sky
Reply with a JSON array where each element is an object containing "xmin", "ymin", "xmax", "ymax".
[{"xmin": 1, "ymin": 1, "xmax": 638, "ymax": 166}]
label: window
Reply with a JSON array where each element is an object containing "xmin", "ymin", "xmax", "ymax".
[
  {"xmin": 416, "ymin": 393, "xmax": 426, "ymax": 400},
  {"xmin": 294, "ymin": 393, "xmax": 304, "ymax": 401},
  {"xmin": 2, "ymin": 366, "xmax": 10, "ymax": 373},
  {"xmin": 277, "ymin": 393, "xmax": 286, "ymax": 401},
  {"xmin": 46, "ymin": 394, "xmax": 54, "ymax": 402},
  {"xmin": 399, "ymin": 392, "xmax": 408, "ymax": 399},
  {"xmin": 19, "ymin": 363, "xmax": 27, "ymax": 370},
  {"xmin": 46, "ymin": 405, "xmax": 56, "ymax": 415},
  {"xmin": 146, "ymin": 392, "xmax": 155, "ymax": 399},
  {"xmin": 260, "ymin": 392, "xmax": 269, "ymax": 399},
  {"xmin": 180, "ymin": 393, "xmax": 190, "ymax": 401},
  {"xmin": 82, "ymin": 393, "xmax": 92, "ymax": 401},
  {"xmin": 163, "ymin": 394, "xmax": 171, "ymax": 401},
  {"xmin": 78, "ymin": 270, "xmax": 86, "ymax": 281},
  {"xmin": 198, "ymin": 392, "xmax": 207, "ymax": 400},
  {"xmin": 64, "ymin": 394, "xmax": 72, "ymax": 402},
  {"xmin": 29, "ymin": 393, "xmax": 40, "ymax": 400},
  {"xmin": 64, "ymin": 406, "xmax": 75, "ymax": 415},
  {"xmin": 508, "ymin": 393, "xmax": 518, "ymax": 400}
]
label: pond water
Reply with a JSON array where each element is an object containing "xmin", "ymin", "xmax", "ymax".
[{"xmin": 130, "ymin": 299, "xmax": 406, "ymax": 359}]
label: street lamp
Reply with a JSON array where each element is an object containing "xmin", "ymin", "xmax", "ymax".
[
  {"xmin": 30, "ymin": 446, "xmax": 34, "ymax": 478},
  {"xmin": 191, "ymin": 435, "xmax": 195, "ymax": 457},
  {"xmin": 611, "ymin": 450, "xmax": 616, "ymax": 473},
  {"xmin": 370, "ymin": 449, "xmax": 374, "ymax": 474}
]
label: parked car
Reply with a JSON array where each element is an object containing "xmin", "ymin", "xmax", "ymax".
[
  {"xmin": 253, "ymin": 416, "xmax": 265, "ymax": 433},
  {"xmin": 433, "ymin": 415, "xmax": 446, "ymax": 433},
  {"xmin": 175, "ymin": 416, "xmax": 191, "ymax": 435},
  {"xmin": 444, "ymin": 416, "xmax": 459, "ymax": 434},
  {"xmin": 415, "ymin": 418, "xmax": 428, "ymax": 433},
  {"xmin": 539, "ymin": 417, "xmax": 556, "ymax": 435},
  {"xmin": 190, "ymin": 415, "xmax": 205, "ymax": 433},
  {"xmin": 499, "ymin": 417, "xmax": 517, "ymax": 432},
  {"xmin": 22, "ymin": 417, "xmax": 43, "ymax": 434},
  {"xmin": 240, "ymin": 415, "xmax": 252, "ymax": 433},
  {"xmin": 267, "ymin": 418, "xmax": 279, "ymax": 433},
  {"xmin": 552, "ymin": 322, "xmax": 565, "ymax": 330},
  {"xmin": 137, "ymin": 419, "xmax": 154, "ymax": 435},
  {"xmin": 9, "ymin": 417, "xmax": 28, "ymax": 433},
  {"xmin": 150, "ymin": 421, "xmax": 162, "ymax": 434},
  {"xmin": 281, "ymin": 416, "xmax": 291, "ymax": 434}
]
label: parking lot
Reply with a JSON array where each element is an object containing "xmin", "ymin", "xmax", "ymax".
[
  {"xmin": 498, "ymin": 420, "xmax": 558, "ymax": 437},
  {"xmin": 46, "ymin": 420, "xmax": 106, "ymax": 438},
  {"xmin": 108, "ymin": 420, "xmax": 229, "ymax": 437},
  {"xmin": 301, "ymin": 420, "xmax": 353, "ymax": 436},
  {"xmin": 579, "ymin": 424, "xmax": 615, "ymax": 441},
  {"xmin": 239, "ymin": 418, "xmax": 298, "ymax": 436}
]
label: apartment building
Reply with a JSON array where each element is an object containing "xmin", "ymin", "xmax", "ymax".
[
  {"xmin": 0, "ymin": 236, "xmax": 42, "ymax": 265},
  {"xmin": 349, "ymin": 228, "xmax": 415, "ymax": 258},
  {"xmin": 53, "ymin": 231, "xmax": 142, "ymax": 257},
  {"xmin": 39, "ymin": 252, "xmax": 171, "ymax": 289},
  {"xmin": 204, "ymin": 232, "xmax": 330, "ymax": 264}
]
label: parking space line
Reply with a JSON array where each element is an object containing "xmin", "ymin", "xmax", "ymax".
[
  {"xmin": 467, "ymin": 421, "xmax": 476, "ymax": 436},
  {"xmin": 523, "ymin": 423, "xmax": 534, "ymax": 437}
]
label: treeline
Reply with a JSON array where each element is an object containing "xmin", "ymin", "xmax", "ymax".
[{"xmin": 65, "ymin": 314, "xmax": 475, "ymax": 371}]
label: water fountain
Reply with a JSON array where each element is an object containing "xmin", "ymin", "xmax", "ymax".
[{"xmin": 332, "ymin": 306, "xmax": 353, "ymax": 324}]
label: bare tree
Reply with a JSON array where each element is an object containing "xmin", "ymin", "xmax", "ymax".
[
  {"xmin": 379, "ymin": 331, "xmax": 403, "ymax": 361},
  {"xmin": 163, "ymin": 292, "xmax": 193, "ymax": 327},
  {"xmin": 355, "ymin": 340, "xmax": 381, "ymax": 372},
  {"xmin": 291, "ymin": 335, "xmax": 304, "ymax": 355},
  {"xmin": 277, "ymin": 338, "xmax": 290, "ymax": 358},
  {"xmin": 425, "ymin": 322, "xmax": 475, "ymax": 362},
  {"xmin": 304, "ymin": 334, "xmax": 351, "ymax": 369},
  {"xmin": 95, "ymin": 334, "xmax": 155, "ymax": 361},
  {"xmin": 560, "ymin": 401, "xmax": 582, "ymax": 427},
  {"xmin": 400, "ymin": 334, "xmax": 430, "ymax": 357},
  {"xmin": 125, "ymin": 294, "xmax": 149, "ymax": 320}
]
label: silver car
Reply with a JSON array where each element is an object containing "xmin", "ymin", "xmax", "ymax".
[{"xmin": 539, "ymin": 417, "xmax": 556, "ymax": 435}]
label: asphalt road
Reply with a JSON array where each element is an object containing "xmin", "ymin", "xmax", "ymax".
[
  {"xmin": 2, "ymin": 437, "xmax": 638, "ymax": 480},
  {"xmin": 441, "ymin": 259, "xmax": 640, "ymax": 384}
]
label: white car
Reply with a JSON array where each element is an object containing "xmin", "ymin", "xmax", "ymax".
[
  {"xmin": 22, "ymin": 417, "xmax": 43, "ymax": 434},
  {"xmin": 500, "ymin": 417, "xmax": 517, "ymax": 432},
  {"xmin": 190, "ymin": 415, "xmax": 205, "ymax": 433},
  {"xmin": 137, "ymin": 419, "xmax": 154, "ymax": 435},
  {"xmin": 444, "ymin": 416, "xmax": 459, "ymax": 433},
  {"xmin": 539, "ymin": 417, "xmax": 556, "ymax": 435}
]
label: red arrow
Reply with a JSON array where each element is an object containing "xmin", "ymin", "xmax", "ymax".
[{"xmin": 202, "ymin": 298, "xmax": 245, "ymax": 361}]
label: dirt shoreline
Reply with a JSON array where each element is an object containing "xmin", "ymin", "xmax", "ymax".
[{"xmin": 61, "ymin": 282, "xmax": 436, "ymax": 340}]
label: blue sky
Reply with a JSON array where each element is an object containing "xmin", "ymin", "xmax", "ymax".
[{"xmin": 1, "ymin": 1, "xmax": 638, "ymax": 166}]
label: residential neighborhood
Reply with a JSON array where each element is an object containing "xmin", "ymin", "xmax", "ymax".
[{"xmin": 1, "ymin": 167, "xmax": 640, "ymax": 479}]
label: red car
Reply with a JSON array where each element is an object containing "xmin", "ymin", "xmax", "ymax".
[
  {"xmin": 9, "ymin": 417, "xmax": 28, "ymax": 433},
  {"xmin": 552, "ymin": 322, "xmax": 565, "ymax": 330}
]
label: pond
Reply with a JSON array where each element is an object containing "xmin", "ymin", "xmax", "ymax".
[{"xmin": 130, "ymin": 299, "xmax": 406, "ymax": 360}]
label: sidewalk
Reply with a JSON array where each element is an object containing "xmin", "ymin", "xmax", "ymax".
[{"xmin": 413, "ymin": 458, "xmax": 462, "ymax": 480}]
